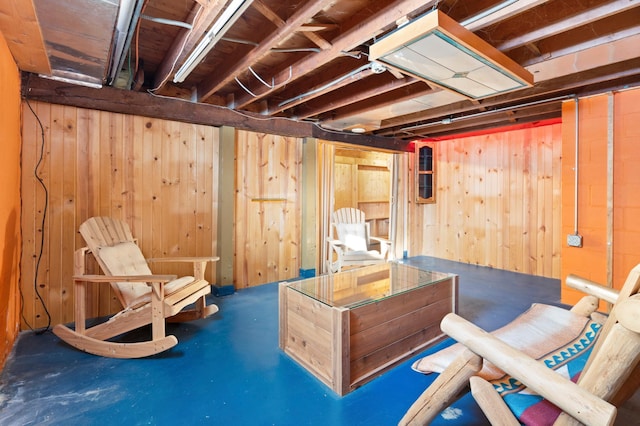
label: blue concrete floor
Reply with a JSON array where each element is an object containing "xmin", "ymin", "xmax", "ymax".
[{"xmin": 0, "ymin": 257, "xmax": 563, "ymax": 425}]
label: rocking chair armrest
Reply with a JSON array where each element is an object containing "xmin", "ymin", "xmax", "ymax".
[
  {"xmin": 146, "ymin": 256, "xmax": 220, "ymax": 264},
  {"xmin": 73, "ymin": 274, "xmax": 178, "ymax": 283},
  {"xmin": 566, "ymin": 274, "xmax": 619, "ymax": 304}
]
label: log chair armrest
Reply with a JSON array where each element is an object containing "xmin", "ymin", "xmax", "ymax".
[
  {"xmin": 73, "ymin": 274, "xmax": 177, "ymax": 283},
  {"xmin": 399, "ymin": 348, "xmax": 482, "ymax": 426},
  {"xmin": 469, "ymin": 376, "xmax": 520, "ymax": 426},
  {"xmin": 440, "ymin": 313, "xmax": 617, "ymax": 426},
  {"xmin": 566, "ymin": 274, "xmax": 619, "ymax": 305}
]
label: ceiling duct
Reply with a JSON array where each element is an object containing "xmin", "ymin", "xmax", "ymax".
[
  {"xmin": 107, "ymin": 0, "xmax": 145, "ymax": 86},
  {"xmin": 369, "ymin": 10, "xmax": 533, "ymax": 100}
]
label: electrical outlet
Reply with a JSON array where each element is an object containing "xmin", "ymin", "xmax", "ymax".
[{"xmin": 567, "ymin": 234, "xmax": 583, "ymax": 247}]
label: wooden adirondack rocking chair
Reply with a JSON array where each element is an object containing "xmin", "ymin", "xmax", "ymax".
[
  {"xmin": 326, "ymin": 207, "xmax": 392, "ymax": 273},
  {"xmin": 401, "ymin": 264, "xmax": 640, "ymax": 426},
  {"xmin": 53, "ymin": 216, "xmax": 220, "ymax": 358}
]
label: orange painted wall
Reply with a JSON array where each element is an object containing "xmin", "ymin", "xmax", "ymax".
[
  {"xmin": 0, "ymin": 33, "xmax": 22, "ymax": 370},
  {"xmin": 561, "ymin": 88, "xmax": 640, "ymax": 305}
]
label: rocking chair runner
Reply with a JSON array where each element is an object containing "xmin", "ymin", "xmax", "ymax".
[
  {"xmin": 326, "ymin": 208, "xmax": 392, "ymax": 273},
  {"xmin": 400, "ymin": 264, "xmax": 640, "ymax": 425},
  {"xmin": 53, "ymin": 217, "xmax": 220, "ymax": 358}
]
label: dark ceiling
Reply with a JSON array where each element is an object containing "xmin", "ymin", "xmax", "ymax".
[{"xmin": 2, "ymin": 0, "xmax": 639, "ymax": 141}]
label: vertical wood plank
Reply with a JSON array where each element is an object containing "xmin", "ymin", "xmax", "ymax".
[
  {"xmin": 416, "ymin": 124, "xmax": 562, "ymax": 279},
  {"xmin": 20, "ymin": 99, "xmax": 39, "ymax": 329},
  {"xmin": 20, "ymin": 102, "xmax": 220, "ymax": 327},
  {"xmin": 234, "ymin": 130, "xmax": 302, "ymax": 288}
]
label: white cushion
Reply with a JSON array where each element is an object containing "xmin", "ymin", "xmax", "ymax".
[
  {"xmin": 98, "ymin": 242, "xmax": 195, "ymax": 308},
  {"xmin": 127, "ymin": 275, "xmax": 195, "ymax": 308},
  {"xmin": 336, "ymin": 223, "xmax": 368, "ymax": 251}
]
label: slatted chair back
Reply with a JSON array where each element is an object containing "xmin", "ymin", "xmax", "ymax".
[
  {"xmin": 332, "ymin": 208, "xmax": 371, "ymax": 251},
  {"xmin": 79, "ymin": 216, "xmax": 153, "ymax": 308},
  {"xmin": 332, "ymin": 207, "xmax": 366, "ymax": 224}
]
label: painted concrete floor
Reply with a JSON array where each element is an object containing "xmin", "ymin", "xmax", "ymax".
[{"xmin": 0, "ymin": 256, "xmax": 637, "ymax": 425}]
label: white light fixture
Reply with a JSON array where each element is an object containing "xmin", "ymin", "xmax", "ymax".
[
  {"xmin": 369, "ymin": 10, "xmax": 533, "ymax": 100},
  {"xmin": 173, "ymin": 0, "xmax": 253, "ymax": 83}
]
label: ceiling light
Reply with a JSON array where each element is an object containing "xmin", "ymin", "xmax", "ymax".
[
  {"xmin": 369, "ymin": 10, "xmax": 533, "ymax": 100},
  {"xmin": 351, "ymin": 127, "xmax": 366, "ymax": 133},
  {"xmin": 173, "ymin": 0, "xmax": 253, "ymax": 83}
]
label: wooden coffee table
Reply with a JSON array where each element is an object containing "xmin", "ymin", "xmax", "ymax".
[{"xmin": 278, "ymin": 262, "xmax": 458, "ymax": 395}]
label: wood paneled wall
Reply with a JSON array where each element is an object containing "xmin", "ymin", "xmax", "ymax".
[
  {"xmin": 18, "ymin": 99, "xmax": 565, "ymax": 330},
  {"xmin": 411, "ymin": 124, "xmax": 563, "ymax": 278},
  {"xmin": 234, "ymin": 130, "xmax": 302, "ymax": 288},
  {"xmin": 21, "ymin": 101, "xmax": 219, "ymax": 329}
]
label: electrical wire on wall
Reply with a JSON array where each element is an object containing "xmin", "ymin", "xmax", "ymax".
[{"xmin": 23, "ymin": 79, "xmax": 52, "ymax": 334}]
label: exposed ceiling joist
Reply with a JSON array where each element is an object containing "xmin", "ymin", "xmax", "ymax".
[
  {"xmin": 496, "ymin": 0, "xmax": 639, "ymax": 52},
  {"xmin": 228, "ymin": 0, "xmax": 438, "ymax": 108},
  {"xmin": 2, "ymin": 0, "xmax": 638, "ymax": 142},
  {"xmin": 0, "ymin": 0, "xmax": 50, "ymax": 73},
  {"xmin": 196, "ymin": 0, "xmax": 335, "ymax": 103}
]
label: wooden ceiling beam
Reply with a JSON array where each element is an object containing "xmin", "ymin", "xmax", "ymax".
[
  {"xmin": 526, "ymin": 33, "xmax": 640, "ymax": 82},
  {"xmin": 152, "ymin": 0, "xmax": 226, "ymax": 91},
  {"xmin": 196, "ymin": 0, "xmax": 335, "ymax": 103},
  {"xmin": 299, "ymin": 23, "xmax": 339, "ymax": 32},
  {"xmin": 252, "ymin": 0, "xmax": 331, "ymax": 50},
  {"xmin": 267, "ymin": 58, "xmax": 369, "ymax": 108},
  {"xmin": 0, "ymin": 0, "xmax": 50, "ymax": 74},
  {"xmin": 319, "ymin": 82, "xmax": 434, "ymax": 123},
  {"xmin": 464, "ymin": 0, "xmax": 551, "ymax": 31},
  {"xmin": 496, "ymin": 0, "xmax": 639, "ymax": 52},
  {"xmin": 521, "ymin": 22, "xmax": 640, "ymax": 67},
  {"xmin": 228, "ymin": 0, "xmax": 439, "ymax": 109},
  {"xmin": 376, "ymin": 60, "xmax": 640, "ymax": 135},
  {"xmin": 301, "ymin": 31, "xmax": 332, "ymax": 50},
  {"xmin": 373, "ymin": 34, "xmax": 640, "ymax": 133},
  {"xmin": 410, "ymin": 104, "xmax": 561, "ymax": 139},
  {"xmin": 294, "ymin": 75, "xmax": 420, "ymax": 119},
  {"xmin": 23, "ymin": 74, "xmax": 408, "ymax": 151},
  {"xmin": 269, "ymin": 66, "xmax": 378, "ymax": 115}
]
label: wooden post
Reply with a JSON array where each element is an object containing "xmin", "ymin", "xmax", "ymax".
[
  {"xmin": 301, "ymin": 137, "xmax": 318, "ymax": 276},
  {"xmin": 74, "ymin": 248, "xmax": 88, "ymax": 334},
  {"xmin": 216, "ymin": 126, "xmax": 235, "ymax": 291},
  {"xmin": 278, "ymin": 282, "xmax": 288, "ymax": 350},
  {"xmin": 150, "ymin": 282, "xmax": 165, "ymax": 341},
  {"xmin": 333, "ymin": 307, "xmax": 350, "ymax": 395}
]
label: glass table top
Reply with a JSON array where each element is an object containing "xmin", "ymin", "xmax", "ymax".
[{"xmin": 286, "ymin": 262, "xmax": 455, "ymax": 309}]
